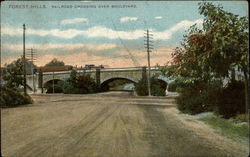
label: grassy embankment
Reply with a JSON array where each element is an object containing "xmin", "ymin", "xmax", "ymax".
[{"xmin": 200, "ymin": 114, "xmax": 249, "ymax": 139}]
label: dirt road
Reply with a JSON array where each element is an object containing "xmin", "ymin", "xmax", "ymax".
[{"xmin": 1, "ymin": 92, "xmax": 248, "ymax": 157}]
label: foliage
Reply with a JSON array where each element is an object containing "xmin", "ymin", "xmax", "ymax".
[
  {"xmin": 170, "ymin": 2, "xmax": 247, "ymax": 80},
  {"xmin": 0, "ymin": 86, "xmax": 33, "ymax": 107},
  {"xmin": 61, "ymin": 81, "xmax": 74, "ymax": 94},
  {"xmin": 198, "ymin": 2, "xmax": 248, "ymax": 78},
  {"xmin": 197, "ymin": 80, "xmax": 223, "ymax": 111},
  {"xmin": 163, "ymin": 2, "xmax": 248, "ymax": 117},
  {"xmin": 135, "ymin": 76, "xmax": 166, "ymax": 96},
  {"xmin": 176, "ymin": 82, "xmax": 207, "ymax": 115},
  {"xmin": 176, "ymin": 80, "xmax": 245, "ymax": 118},
  {"xmin": 61, "ymin": 70, "xmax": 100, "ymax": 94},
  {"xmin": 150, "ymin": 77, "xmax": 166, "ymax": 96},
  {"xmin": 3, "ymin": 58, "xmax": 36, "ymax": 89},
  {"xmin": 176, "ymin": 80, "xmax": 224, "ymax": 115},
  {"xmin": 168, "ymin": 2, "xmax": 248, "ymax": 84},
  {"xmin": 216, "ymin": 81, "xmax": 245, "ymax": 118},
  {"xmin": 135, "ymin": 78, "xmax": 148, "ymax": 96},
  {"xmin": 44, "ymin": 58, "xmax": 65, "ymax": 67}
]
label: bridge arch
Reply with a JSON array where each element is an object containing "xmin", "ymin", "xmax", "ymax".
[
  {"xmin": 155, "ymin": 78, "xmax": 168, "ymax": 90},
  {"xmin": 43, "ymin": 79, "xmax": 64, "ymax": 88},
  {"xmin": 100, "ymin": 77, "xmax": 138, "ymax": 91}
]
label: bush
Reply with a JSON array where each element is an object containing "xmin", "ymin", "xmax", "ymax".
[
  {"xmin": 0, "ymin": 86, "xmax": 33, "ymax": 107},
  {"xmin": 61, "ymin": 81, "xmax": 75, "ymax": 94},
  {"xmin": 135, "ymin": 76, "xmax": 166, "ymax": 96},
  {"xmin": 135, "ymin": 78, "xmax": 148, "ymax": 96},
  {"xmin": 202, "ymin": 80, "xmax": 223, "ymax": 111},
  {"xmin": 176, "ymin": 83, "xmax": 206, "ymax": 114},
  {"xmin": 216, "ymin": 81, "xmax": 245, "ymax": 118},
  {"xmin": 176, "ymin": 80, "xmax": 246, "ymax": 118},
  {"xmin": 151, "ymin": 77, "xmax": 166, "ymax": 96},
  {"xmin": 60, "ymin": 71, "xmax": 100, "ymax": 94},
  {"xmin": 168, "ymin": 78, "xmax": 191, "ymax": 93}
]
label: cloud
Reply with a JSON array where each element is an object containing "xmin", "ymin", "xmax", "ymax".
[
  {"xmin": 25, "ymin": 52, "xmax": 136, "ymax": 67},
  {"xmin": 155, "ymin": 16, "xmax": 163, "ymax": 19},
  {"xmin": 32, "ymin": 51, "xmax": 171, "ymax": 68},
  {"xmin": 2, "ymin": 19, "xmax": 203, "ymax": 40},
  {"xmin": 60, "ymin": 18, "xmax": 88, "ymax": 25},
  {"xmin": 120, "ymin": 17, "xmax": 138, "ymax": 23},
  {"xmin": 154, "ymin": 19, "xmax": 203, "ymax": 40},
  {"xmin": 2, "ymin": 43, "xmax": 117, "ymax": 52},
  {"xmin": 85, "ymin": 26, "xmax": 144, "ymax": 40},
  {"xmin": 2, "ymin": 46, "xmax": 172, "ymax": 67}
]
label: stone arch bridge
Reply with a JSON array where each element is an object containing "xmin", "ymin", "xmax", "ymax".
[{"xmin": 26, "ymin": 66, "xmax": 172, "ymax": 93}]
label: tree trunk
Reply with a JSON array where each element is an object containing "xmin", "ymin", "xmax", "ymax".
[{"xmin": 243, "ymin": 71, "xmax": 249, "ymax": 115}]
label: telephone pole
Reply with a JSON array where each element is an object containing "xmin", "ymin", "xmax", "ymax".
[
  {"xmin": 0, "ymin": 14, "xmax": 2, "ymax": 157},
  {"xmin": 27, "ymin": 48, "xmax": 37, "ymax": 93},
  {"xmin": 144, "ymin": 29, "xmax": 153, "ymax": 96},
  {"xmin": 23, "ymin": 24, "xmax": 27, "ymax": 95}
]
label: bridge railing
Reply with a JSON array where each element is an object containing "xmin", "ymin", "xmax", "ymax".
[{"xmin": 37, "ymin": 66, "xmax": 163, "ymax": 75}]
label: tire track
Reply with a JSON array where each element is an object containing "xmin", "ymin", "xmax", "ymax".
[
  {"xmin": 140, "ymin": 105, "xmax": 231, "ymax": 157},
  {"xmin": 10, "ymin": 104, "xmax": 116, "ymax": 157}
]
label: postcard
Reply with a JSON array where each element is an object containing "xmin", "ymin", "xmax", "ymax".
[{"xmin": 0, "ymin": 1, "xmax": 249, "ymax": 157}]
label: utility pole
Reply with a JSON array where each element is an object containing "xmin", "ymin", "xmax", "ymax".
[
  {"xmin": 0, "ymin": 14, "xmax": 2, "ymax": 157},
  {"xmin": 27, "ymin": 48, "xmax": 37, "ymax": 93},
  {"xmin": 144, "ymin": 29, "xmax": 153, "ymax": 96},
  {"xmin": 23, "ymin": 24, "xmax": 27, "ymax": 95},
  {"xmin": 52, "ymin": 71, "xmax": 55, "ymax": 94}
]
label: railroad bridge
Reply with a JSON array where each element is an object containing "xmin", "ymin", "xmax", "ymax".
[{"xmin": 26, "ymin": 66, "xmax": 172, "ymax": 93}]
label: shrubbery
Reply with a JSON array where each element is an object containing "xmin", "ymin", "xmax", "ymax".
[
  {"xmin": 151, "ymin": 77, "xmax": 166, "ymax": 96},
  {"xmin": 134, "ymin": 78, "xmax": 148, "ymax": 96},
  {"xmin": 59, "ymin": 70, "xmax": 100, "ymax": 94},
  {"xmin": 216, "ymin": 81, "xmax": 245, "ymax": 118},
  {"xmin": 176, "ymin": 80, "xmax": 246, "ymax": 118},
  {"xmin": 0, "ymin": 86, "xmax": 33, "ymax": 107},
  {"xmin": 176, "ymin": 82, "xmax": 207, "ymax": 114},
  {"xmin": 135, "ymin": 76, "xmax": 166, "ymax": 96}
]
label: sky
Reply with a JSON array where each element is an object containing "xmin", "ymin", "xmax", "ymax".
[{"xmin": 1, "ymin": 1, "xmax": 248, "ymax": 68}]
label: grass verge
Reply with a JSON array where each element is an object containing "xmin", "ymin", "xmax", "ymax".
[{"xmin": 200, "ymin": 117, "xmax": 249, "ymax": 139}]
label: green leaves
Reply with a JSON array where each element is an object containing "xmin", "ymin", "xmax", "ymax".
[
  {"xmin": 3, "ymin": 58, "xmax": 34, "ymax": 89},
  {"xmin": 168, "ymin": 2, "xmax": 248, "ymax": 83}
]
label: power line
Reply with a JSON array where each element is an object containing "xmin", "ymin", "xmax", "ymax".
[{"xmin": 111, "ymin": 20, "xmax": 140, "ymax": 67}]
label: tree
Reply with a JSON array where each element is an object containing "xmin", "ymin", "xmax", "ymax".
[
  {"xmin": 198, "ymin": 2, "xmax": 249, "ymax": 112},
  {"xmin": 61, "ymin": 70, "xmax": 100, "ymax": 94},
  {"xmin": 3, "ymin": 58, "xmax": 36, "ymax": 89},
  {"xmin": 135, "ymin": 76, "xmax": 166, "ymax": 96},
  {"xmin": 1, "ymin": 58, "xmax": 34, "ymax": 107},
  {"xmin": 44, "ymin": 58, "xmax": 65, "ymax": 67},
  {"xmin": 169, "ymin": 2, "xmax": 248, "ymax": 113}
]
